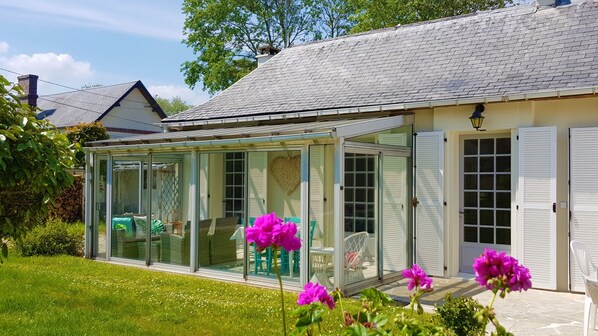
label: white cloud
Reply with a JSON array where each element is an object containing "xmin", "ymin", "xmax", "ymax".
[
  {"xmin": 0, "ymin": 52, "xmax": 94, "ymax": 93},
  {"xmin": 0, "ymin": 42, "xmax": 9, "ymax": 53},
  {"xmin": 148, "ymin": 84, "xmax": 210, "ymax": 106},
  {"xmin": 0, "ymin": 0, "xmax": 182, "ymax": 41}
]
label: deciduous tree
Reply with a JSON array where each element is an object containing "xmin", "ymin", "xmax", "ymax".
[
  {"xmin": 154, "ymin": 96, "xmax": 194, "ymax": 116},
  {"xmin": 0, "ymin": 75, "xmax": 75, "ymax": 261}
]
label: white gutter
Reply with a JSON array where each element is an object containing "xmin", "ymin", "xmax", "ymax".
[
  {"xmin": 160, "ymin": 86, "xmax": 598, "ymax": 129},
  {"xmin": 86, "ymin": 131, "xmax": 334, "ymax": 152}
]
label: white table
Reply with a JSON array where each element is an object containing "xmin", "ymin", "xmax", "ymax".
[{"xmin": 310, "ymin": 246, "xmax": 334, "ymax": 288}]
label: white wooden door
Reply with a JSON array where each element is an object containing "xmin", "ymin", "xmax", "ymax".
[
  {"xmin": 247, "ymin": 152, "xmax": 268, "ymax": 218},
  {"xmin": 518, "ymin": 127, "xmax": 556, "ymax": 290},
  {"xmin": 379, "ymin": 134, "xmax": 409, "ymax": 272},
  {"xmin": 570, "ymin": 127, "xmax": 598, "ymax": 292},
  {"xmin": 414, "ymin": 132, "xmax": 444, "ymax": 276}
]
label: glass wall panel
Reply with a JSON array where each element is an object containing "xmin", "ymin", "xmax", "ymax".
[
  {"xmin": 344, "ymin": 153, "xmax": 378, "ymax": 285},
  {"xmin": 152, "ymin": 153, "xmax": 191, "ymax": 266},
  {"xmin": 93, "ymin": 156, "xmax": 107, "ymax": 259},
  {"xmin": 111, "ymin": 157, "xmax": 148, "ymax": 261},
  {"xmin": 199, "ymin": 152, "xmax": 245, "ymax": 275},
  {"xmin": 247, "ymin": 150, "xmax": 302, "ymax": 283},
  {"xmin": 308, "ymin": 145, "xmax": 335, "ymax": 288},
  {"xmin": 348, "ymin": 125, "xmax": 413, "ymax": 147}
]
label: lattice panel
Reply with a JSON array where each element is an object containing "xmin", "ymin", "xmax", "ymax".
[{"xmin": 160, "ymin": 166, "xmax": 180, "ymax": 220}]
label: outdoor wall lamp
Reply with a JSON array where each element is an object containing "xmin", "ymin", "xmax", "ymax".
[{"xmin": 469, "ymin": 104, "xmax": 485, "ymax": 131}]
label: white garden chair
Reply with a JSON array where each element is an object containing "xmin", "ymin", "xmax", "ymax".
[
  {"xmin": 344, "ymin": 232, "xmax": 369, "ymax": 284},
  {"xmin": 570, "ymin": 240, "xmax": 598, "ymax": 336}
]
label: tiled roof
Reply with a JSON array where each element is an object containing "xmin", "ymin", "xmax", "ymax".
[
  {"xmin": 37, "ymin": 81, "xmax": 166, "ymax": 128},
  {"xmin": 164, "ymin": 1, "xmax": 598, "ymax": 123}
]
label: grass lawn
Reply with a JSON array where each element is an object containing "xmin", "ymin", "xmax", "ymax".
[{"xmin": 0, "ymin": 254, "xmax": 438, "ymax": 335}]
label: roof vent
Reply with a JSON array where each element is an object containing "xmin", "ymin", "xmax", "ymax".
[{"xmin": 256, "ymin": 45, "xmax": 281, "ymax": 67}]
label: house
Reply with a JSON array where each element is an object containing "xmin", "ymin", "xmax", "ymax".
[
  {"xmin": 17, "ymin": 75, "xmax": 166, "ymax": 138},
  {"xmin": 84, "ymin": 0, "xmax": 598, "ymax": 294}
]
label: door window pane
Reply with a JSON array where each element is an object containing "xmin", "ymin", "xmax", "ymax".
[{"xmin": 461, "ymin": 137, "xmax": 511, "ymax": 245}]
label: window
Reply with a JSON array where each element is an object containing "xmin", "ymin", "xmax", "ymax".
[
  {"xmin": 463, "ymin": 138, "xmax": 511, "ymax": 245},
  {"xmin": 224, "ymin": 152, "xmax": 245, "ymax": 218},
  {"xmin": 344, "ymin": 153, "xmax": 376, "ymax": 233}
]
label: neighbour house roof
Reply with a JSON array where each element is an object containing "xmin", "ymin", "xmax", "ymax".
[
  {"xmin": 164, "ymin": 1, "xmax": 598, "ymax": 124},
  {"xmin": 37, "ymin": 81, "xmax": 166, "ymax": 128}
]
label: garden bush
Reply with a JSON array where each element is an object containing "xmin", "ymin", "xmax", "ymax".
[
  {"xmin": 435, "ymin": 293, "xmax": 484, "ymax": 336},
  {"xmin": 17, "ymin": 219, "xmax": 84, "ymax": 257}
]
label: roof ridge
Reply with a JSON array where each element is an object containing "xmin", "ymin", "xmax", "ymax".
[{"xmin": 40, "ymin": 80, "xmax": 138, "ymax": 97}]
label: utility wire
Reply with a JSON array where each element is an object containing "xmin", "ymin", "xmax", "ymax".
[
  {"xmin": 0, "ymin": 67, "xmax": 163, "ymax": 128},
  {"xmin": 0, "ymin": 66, "xmax": 161, "ymax": 107}
]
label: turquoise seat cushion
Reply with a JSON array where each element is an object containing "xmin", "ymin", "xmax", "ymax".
[
  {"xmin": 133, "ymin": 216, "xmax": 165, "ymax": 236},
  {"xmin": 112, "ymin": 216, "xmax": 134, "ymax": 239}
]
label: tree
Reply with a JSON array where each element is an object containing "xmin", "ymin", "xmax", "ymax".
[
  {"xmin": 66, "ymin": 122, "xmax": 110, "ymax": 167},
  {"xmin": 309, "ymin": 0, "xmax": 355, "ymax": 39},
  {"xmin": 181, "ymin": 0, "xmax": 350, "ymax": 94},
  {"xmin": 0, "ymin": 74, "xmax": 75, "ymax": 261},
  {"xmin": 349, "ymin": 0, "xmax": 513, "ymax": 33},
  {"xmin": 154, "ymin": 96, "xmax": 194, "ymax": 116}
]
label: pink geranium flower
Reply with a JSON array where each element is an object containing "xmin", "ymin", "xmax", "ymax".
[
  {"xmin": 473, "ymin": 248, "xmax": 532, "ymax": 292},
  {"xmin": 297, "ymin": 282, "xmax": 335, "ymax": 310},
  {"xmin": 402, "ymin": 264, "xmax": 433, "ymax": 292},
  {"xmin": 246, "ymin": 213, "xmax": 301, "ymax": 252}
]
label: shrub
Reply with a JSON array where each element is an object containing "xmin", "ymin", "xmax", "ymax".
[
  {"xmin": 17, "ymin": 219, "xmax": 84, "ymax": 257},
  {"xmin": 435, "ymin": 293, "xmax": 484, "ymax": 336}
]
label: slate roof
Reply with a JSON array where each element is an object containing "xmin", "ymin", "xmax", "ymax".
[
  {"xmin": 37, "ymin": 81, "xmax": 166, "ymax": 128},
  {"xmin": 164, "ymin": 1, "xmax": 598, "ymax": 123}
]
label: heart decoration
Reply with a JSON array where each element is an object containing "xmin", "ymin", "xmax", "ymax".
[{"xmin": 270, "ymin": 155, "xmax": 301, "ymax": 195}]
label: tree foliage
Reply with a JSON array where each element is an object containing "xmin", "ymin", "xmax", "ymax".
[
  {"xmin": 154, "ymin": 96, "xmax": 194, "ymax": 116},
  {"xmin": 66, "ymin": 122, "xmax": 109, "ymax": 167},
  {"xmin": 182, "ymin": 0, "xmax": 513, "ymax": 94},
  {"xmin": 0, "ymin": 74, "xmax": 75, "ymax": 261},
  {"xmin": 348, "ymin": 0, "xmax": 513, "ymax": 33},
  {"xmin": 181, "ymin": 0, "xmax": 350, "ymax": 94}
]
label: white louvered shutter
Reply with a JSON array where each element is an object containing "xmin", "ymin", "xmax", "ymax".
[
  {"xmin": 248, "ymin": 152, "xmax": 268, "ymax": 218},
  {"xmin": 199, "ymin": 154, "xmax": 209, "ymax": 220},
  {"xmin": 518, "ymin": 127, "xmax": 556, "ymax": 290},
  {"xmin": 309, "ymin": 146, "xmax": 325, "ymax": 242},
  {"xmin": 570, "ymin": 127, "xmax": 598, "ymax": 292},
  {"xmin": 379, "ymin": 134, "xmax": 409, "ymax": 272},
  {"xmin": 414, "ymin": 132, "xmax": 444, "ymax": 276}
]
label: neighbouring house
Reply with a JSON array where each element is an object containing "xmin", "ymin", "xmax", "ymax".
[
  {"xmin": 17, "ymin": 75, "xmax": 166, "ymax": 139},
  {"xmin": 84, "ymin": 0, "xmax": 598, "ymax": 294}
]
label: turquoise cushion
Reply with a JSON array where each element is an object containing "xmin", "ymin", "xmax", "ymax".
[{"xmin": 112, "ymin": 217, "xmax": 134, "ymax": 239}]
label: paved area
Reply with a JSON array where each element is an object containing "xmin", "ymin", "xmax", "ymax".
[{"xmin": 381, "ymin": 277, "xmax": 596, "ymax": 335}]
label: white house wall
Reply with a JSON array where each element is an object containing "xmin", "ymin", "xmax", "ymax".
[
  {"xmin": 413, "ymin": 96, "xmax": 598, "ymax": 291},
  {"xmin": 101, "ymin": 88, "xmax": 163, "ymax": 138}
]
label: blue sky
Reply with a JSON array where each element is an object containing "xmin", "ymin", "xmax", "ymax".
[{"xmin": 0, "ymin": 0, "xmax": 211, "ymax": 105}]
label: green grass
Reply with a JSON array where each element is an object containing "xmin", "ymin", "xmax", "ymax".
[{"xmin": 0, "ymin": 254, "xmax": 439, "ymax": 335}]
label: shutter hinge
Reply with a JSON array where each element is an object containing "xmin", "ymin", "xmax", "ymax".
[
  {"xmin": 412, "ymin": 197, "xmax": 420, "ymax": 207},
  {"xmin": 552, "ymin": 202, "xmax": 557, "ymax": 213},
  {"xmin": 569, "ymin": 210, "xmax": 572, "ymax": 221},
  {"xmin": 444, "ymin": 138, "xmax": 447, "ymax": 142},
  {"xmin": 444, "ymin": 266, "xmax": 447, "ymax": 271},
  {"xmin": 516, "ymin": 135, "xmax": 519, "ymax": 140},
  {"xmin": 516, "ymin": 205, "xmax": 519, "ymax": 210},
  {"xmin": 443, "ymin": 201, "xmax": 447, "ymax": 206},
  {"xmin": 413, "ymin": 132, "xmax": 418, "ymax": 136}
]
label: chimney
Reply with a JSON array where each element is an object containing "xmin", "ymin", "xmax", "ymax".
[
  {"xmin": 536, "ymin": 0, "xmax": 571, "ymax": 6},
  {"xmin": 256, "ymin": 45, "xmax": 281, "ymax": 67},
  {"xmin": 17, "ymin": 74, "xmax": 39, "ymax": 108}
]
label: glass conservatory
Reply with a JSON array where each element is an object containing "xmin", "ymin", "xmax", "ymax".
[{"xmin": 84, "ymin": 115, "xmax": 414, "ymax": 292}]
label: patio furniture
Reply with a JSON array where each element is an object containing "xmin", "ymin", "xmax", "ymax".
[
  {"xmin": 198, "ymin": 218, "xmax": 213, "ymax": 266},
  {"xmin": 344, "ymin": 232, "xmax": 369, "ymax": 284},
  {"xmin": 210, "ymin": 217, "xmax": 239, "ymax": 265},
  {"xmin": 585, "ymin": 278, "xmax": 598, "ymax": 336},
  {"xmin": 310, "ymin": 246, "xmax": 334, "ymax": 288},
  {"xmin": 160, "ymin": 221, "xmax": 193, "ymax": 266},
  {"xmin": 571, "ymin": 240, "xmax": 598, "ymax": 336},
  {"xmin": 280, "ymin": 218, "xmax": 317, "ymax": 275}
]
